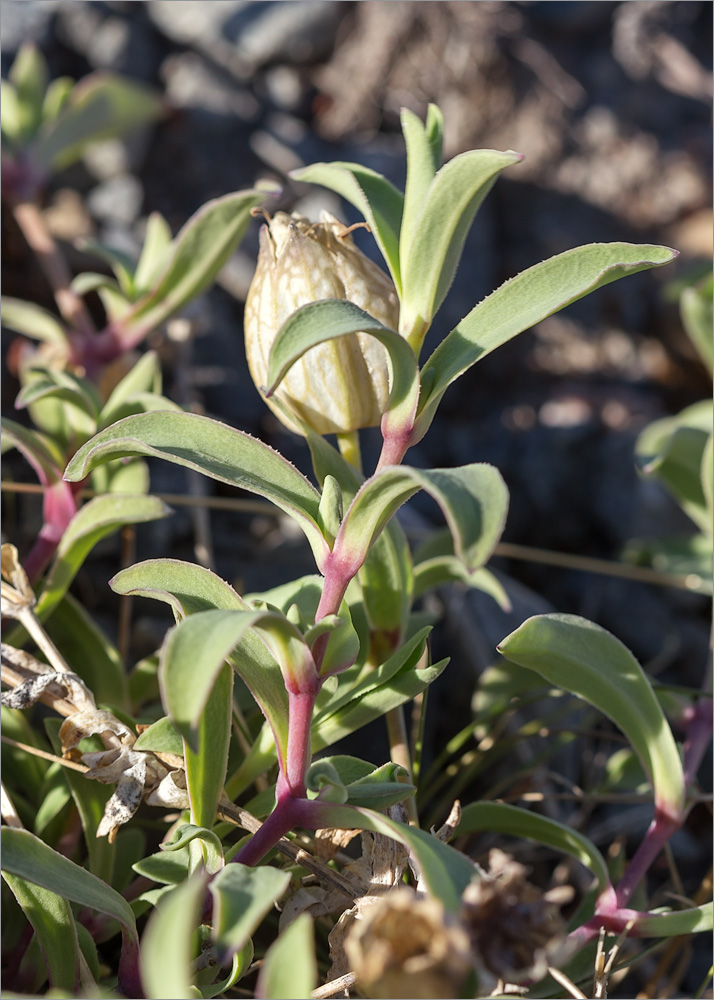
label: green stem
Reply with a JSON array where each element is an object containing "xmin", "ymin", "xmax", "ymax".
[{"xmin": 336, "ymin": 431, "xmax": 362, "ymax": 474}]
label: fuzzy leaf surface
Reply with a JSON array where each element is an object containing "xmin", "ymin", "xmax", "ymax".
[
  {"xmin": 417, "ymin": 243, "xmax": 678, "ymax": 438},
  {"xmin": 65, "ymin": 412, "xmax": 329, "ymax": 567}
]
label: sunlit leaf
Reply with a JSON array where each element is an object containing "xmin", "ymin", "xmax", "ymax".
[
  {"xmin": 290, "ymin": 162, "xmax": 404, "ymax": 290},
  {"xmin": 64, "ymin": 412, "xmax": 329, "ymax": 569},
  {"xmin": 416, "ymin": 243, "xmax": 678, "ymax": 440},
  {"xmin": 35, "ymin": 494, "xmax": 172, "ymax": 623},
  {"xmin": 120, "ymin": 186, "xmax": 277, "ymax": 344},
  {"xmin": 1, "ymin": 297, "xmax": 68, "ymax": 346},
  {"xmin": 30, "ymin": 73, "xmax": 163, "ymax": 171},
  {"xmin": 334, "ymin": 462, "xmax": 508, "ymax": 582},
  {"xmin": 267, "ymin": 299, "xmax": 419, "ymax": 443},
  {"xmin": 400, "ymin": 149, "xmax": 521, "ymax": 350}
]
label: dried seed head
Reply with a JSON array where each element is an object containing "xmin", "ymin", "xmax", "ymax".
[
  {"xmin": 244, "ymin": 210, "xmax": 399, "ymax": 435},
  {"xmin": 460, "ymin": 848, "xmax": 575, "ymax": 983},
  {"xmin": 344, "ymin": 887, "xmax": 473, "ymax": 999}
]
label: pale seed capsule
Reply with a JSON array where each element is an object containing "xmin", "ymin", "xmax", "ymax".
[{"xmin": 244, "ymin": 210, "xmax": 400, "ymax": 436}]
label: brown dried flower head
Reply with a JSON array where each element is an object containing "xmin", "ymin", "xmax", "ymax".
[
  {"xmin": 244, "ymin": 210, "xmax": 400, "ymax": 435},
  {"xmin": 344, "ymin": 886, "xmax": 473, "ymax": 999},
  {"xmin": 460, "ymin": 848, "xmax": 574, "ymax": 983}
]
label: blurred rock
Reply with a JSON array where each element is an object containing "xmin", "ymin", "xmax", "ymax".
[
  {"xmin": 87, "ymin": 174, "xmax": 143, "ymax": 228},
  {"xmin": 0, "ymin": 0, "xmax": 59, "ymax": 55}
]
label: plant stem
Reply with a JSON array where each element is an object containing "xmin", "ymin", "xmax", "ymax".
[
  {"xmin": 615, "ymin": 808, "xmax": 682, "ymax": 908},
  {"xmin": 385, "ymin": 703, "xmax": 418, "ymax": 824},
  {"xmin": 683, "ymin": 698, "xmax": 713, "ymax": 789},
  {"xmin": 231, "ymin": 796, "xmax": 299, "ymax": 867},
  {"xmin": 12, "ymin": 199, "xmax": 96, "ymax": 341},
  {"xmin": 336, "ymin": 431, "xmax": 362, "ymax": 473}
]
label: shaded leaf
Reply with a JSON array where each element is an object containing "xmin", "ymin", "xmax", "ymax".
[
  {"xmin": 210, "ymin": 863, "xmax": 291, "ymax": 960},
  {"xmin": 457, "ymin": 801, "xmax": 611, "ymax": 890},
  {"xmin": 140, "ymin": 872, "xmax": 206, "ymax": 1000},
  {"xmin": 498, "ymin": 613, "xmax": 686, "ymax": 815},
  {"xmin": 2, "ymin": 873, "xmax": 82, "ymax": 994},
  {"xmin": 256, "ymin": 912, "xmax": 316, "ymax": 1000}
]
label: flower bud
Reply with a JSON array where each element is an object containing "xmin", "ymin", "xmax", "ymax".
[{"xmin": 244, "ymin": 210, "xmax": 400, "ymax": 435}]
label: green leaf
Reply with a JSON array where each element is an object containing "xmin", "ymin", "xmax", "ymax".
[
  {"xmin": 313, "ymin": 638, "xmax": 447, "ymax": 752},
  {"xmin": 399, "ymin": 106, "xmax": 442, "ymax": 278},
  {"xmin": 45, "ymin": 720, "xmax": 116, "ymax": 883},
  {"xmin": 111, "ymin": 556, "xmax": 246, "ymax": 616},
  {"xmin": 2, "ymin": 872, "xmax": 81, "ymax": 994},
  {"xmin": 185, "ymin": 662, "xmax": 233, "ymax": 829},
  {"xmin": 636, "ymin": 401, "xmax": 713, "ymax": 532},
  {"xmin": 99, "ymin": 350, "xmax": 162, "ymax": 425},
  {"xmin": 413, "ymin": 552, "xmax": 510, "ymax": 609},
  {"xmin": 71, "ymin": 271, "xmax": 124, "ymax": 299},
  {"xmin": 78, "ymin": 239, "xmax": 137, "ymax": 297},
  {"xmin": 132, "ymin": 846, "xmax": 190, "ymax": 886},
  {"xmin": 161, "ymin": 825, "xmax": 223, "ymax": 876},
  {"xmin": 702, "ymin": 432, "xmax": 713, "ymax": 534},
  {"xmin": 42, "ymin": 76, "xmax": 74, "ymax": 124},
  {"xmin": 1, "ymin": 416, "xmax": 63, "ymax": 482},
  {"xmin": 35, "ymin": 493, "xmax": 172, "ymax": 623},
  {"xmin": 133, "ymin": 716, "xmax": 183, "ymax": 755},
  {"xmin": 307, "ymin": 756, "xmax": 415, "ymax": 810},
  {"xmin": 29, "ymin": 73, "xmax": 163, "ymax": 171},
  {"xmin": 9, "ymin": 44, "xmax": 48, "ymax": 142},
  {"xmin": 457, "ymin": 801, "xmax": 611, "ymax": 890},
  {"xmin": 635, "ymin": 902, "xmax": 713, "ymax": 938},
  {"xmin": 64, "ymin": 411, "xmax": 329, "ymax": 569},
  {"xmin": 140, "ymin": 872, "xmax": 206, "ymax": 1000},
  {"xmin": 1, "ymin": 80, "xmax": 22, "ymax": 143},
  {"xmin": 134, "ymin": 212, "xmax": 173, "ymax": 296},
  {"xmin": 256, "ymin": 912, "xmax": 316, "ymax": 1000},
  {"xmin": 498, "ymin": 613, "xmax": 686, "ymax": 815},
  {"xmin": 306, "ymin": 802, "xmax": 476, "ymax": 911},
  {"xmin": 334, "ymin": 462, "xmax": 508, "ymax": 581},
  {"xmin": 44, "ymin": 592, "xmax": 128, "ymax": 709},
  {"xmin": 1, "ymin": 828, "xmax": 139, "ymax": 993},
  {"xmin": 290, "ymin": 161, "xmax": 404, "ymax": 291},
  {"xmin": 680, "ymin": 272, "xmax": 713, "ymax": 374},
  {"xmin": 160, "ymin": 608, "xmax": 310, "ymax": 755},
  {"xmin": 16, "ymin": 367, "xmax": 100, "ymax": 427},
  {"xmin": 400, "ymin": 149, "xmax": 521, "ymax": 349},
  {"xmin": 1, "ymin": 297, "xmax": 68, "ymax": 345},
  {"xmin": 120, "ymin": 186, "xmax": 277, "ymax": 343},
  {"xmin": 111, "ymin": 557, "xmax": 291, "ymax": 759},
  {"xmin": 416, "ymin": 243, "xmax": 679, "ymax": 439},
  {"xmin": 209, "ymin": 863, "xmax": 291, "ymax": 959},
  {"xmin": 267, "ymin": 298, "xmax": 419, "ymax": 442},
  {"xmin": 306, "ymin": 429, "xmax": 413, "ymax": 635}
]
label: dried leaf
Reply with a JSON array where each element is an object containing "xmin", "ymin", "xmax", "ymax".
[{"xmin": 0, "ymin": 543, "xmax": 36, "ymax": 617}]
